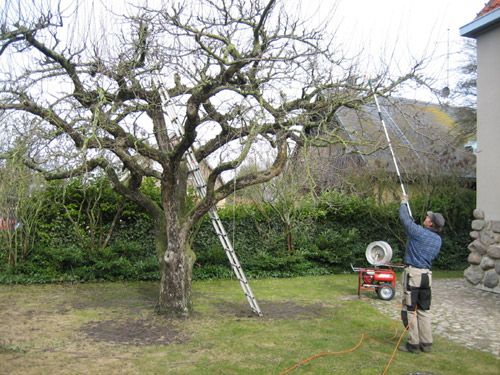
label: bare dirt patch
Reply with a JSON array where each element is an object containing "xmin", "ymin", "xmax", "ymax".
[
  {"xmin": 216, "ymin": 300, "xmax": 330, "ymax": 319},
  {"xmin": 66, "ymin": 283, "xmax": 158, "ymax": 312},
  {"xmin": 81, "ymin": 318, "xmax": 188, "ymax": 346}
]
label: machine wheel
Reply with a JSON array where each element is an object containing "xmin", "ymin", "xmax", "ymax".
[{"xmin": 377, "ymin": 283, "xmax": 395, "ymax": 301}]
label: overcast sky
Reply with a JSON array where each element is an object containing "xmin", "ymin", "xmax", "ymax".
[
  {"xmin": 0, "ymin": 0, "xmax": 486, "ymax": 177},
  {"xmin": 91, "ymin": 0, "xmax": 485, "ymax": 102},
  {"xmin": 294, "ymin": 0, "xmax": 485, "ymax": 101},
  {"xmin": 2, "ymin": 0, "xmax": 485, "ymax": 102}
]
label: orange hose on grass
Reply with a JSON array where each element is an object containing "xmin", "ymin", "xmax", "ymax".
[
  {"xmin": 279, "ymin": 300, "xmax": 419, "ymax": 375},
  {"xmin": 279, "ymin": 333, "xmax": 365, "ymax": 375},
  {"xmin": 381, "ymin": 323, "xmax": 410, "ymax": 375}
]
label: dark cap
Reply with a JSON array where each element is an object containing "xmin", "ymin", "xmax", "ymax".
[{"xmin": 427, "ymin": 211, "xmax": 445, "ymax": 229}]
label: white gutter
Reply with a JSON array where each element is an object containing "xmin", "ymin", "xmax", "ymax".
[{"xmin": 460, "ymin": 8, "xmax": 500, "ymax": 37}]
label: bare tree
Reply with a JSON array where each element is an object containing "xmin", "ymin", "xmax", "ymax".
[
  {"xmin": 452, "ymin": 39, "xmax": 477, "ymax": 144},
  {"xmin": 0, "ymin": 0, "xmax": 420, "ymax": 316},
  {"xmin": 0, "ymin": 151, "xmax": 46, "ymax": 267},
  {"xmin": 237, "ymin": 152, "xmax": 316, "ymax": 254}
]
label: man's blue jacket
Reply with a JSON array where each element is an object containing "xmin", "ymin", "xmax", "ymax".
[{"xmin": 399, "ymin": 204, "xmax": 441, "ymax": 269}]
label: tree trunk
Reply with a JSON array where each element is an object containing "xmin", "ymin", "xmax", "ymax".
[
  {"xmin": 157, "ymin": 231, "xmax": 195, "ymax": 317},
  {"xmin": 101, "ymin": 200, "xmax": 124, "ymax": 250},
  {"xmin": 285, "ymin": 223, "xmax": 294, "ymax": 254},
  {"xmin": 7, "ymin": 233, "xmax": 17, "ymax": 267},
  {"xmin": 286, "ymin": 231, "xmax": 294, "ymax": 254},
  {"xmin": 156, "ymin": 163, "xmax": 195, "ymax": 317}
]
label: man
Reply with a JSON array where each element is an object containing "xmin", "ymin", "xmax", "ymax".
[{"xmin": 399, "ymin": 195, "xmax": 445, "ymax": 354}]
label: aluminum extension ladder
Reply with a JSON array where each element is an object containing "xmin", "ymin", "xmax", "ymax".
[{"xmin": 158, "ymin": 83, "xmax": 262, "ymax": 317}]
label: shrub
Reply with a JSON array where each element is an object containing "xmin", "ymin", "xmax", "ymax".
[{"xmin": 0, "ymin": 177, "xmax": 474, "ymax": 284}]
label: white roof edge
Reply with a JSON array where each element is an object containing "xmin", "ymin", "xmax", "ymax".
[{"xmin": 460, "ymin": 8, "xmax": 500, "ymax": 37}]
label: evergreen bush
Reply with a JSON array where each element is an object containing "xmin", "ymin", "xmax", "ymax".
[{"xmin": 0, "ymin": 177, "xmax": 474, "ymax": 284}]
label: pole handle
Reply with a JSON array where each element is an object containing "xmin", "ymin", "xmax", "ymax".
[{"xmin": 369, "ymin": 80, "xmax": 413, "ymax": 219}]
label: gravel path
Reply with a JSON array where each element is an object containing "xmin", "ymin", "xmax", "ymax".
[{"xmin": 368, "ymin": 278, "xmax": 500, "ymax": 357}]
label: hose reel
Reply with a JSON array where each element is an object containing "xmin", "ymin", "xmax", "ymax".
[{"xmin": 365, "ymin": 241, "xmax": 393, "ymax": 265}]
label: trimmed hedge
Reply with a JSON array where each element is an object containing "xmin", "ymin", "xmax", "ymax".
[
  {"xmin": 0, "ymin": 179, "xmax": 474, "ymax": 284},
  {"xmin": 192, "ymin": 189, "xmax": 474, "ymax": 279}
]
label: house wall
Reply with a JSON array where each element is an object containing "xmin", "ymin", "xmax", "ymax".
[
  {"xmin": 463, "ymin": 17, "xmax": 500, "ymax": 293},
  {"xmin": 476, "ymin": 26, "xmax": 500, "ymax": 220}
]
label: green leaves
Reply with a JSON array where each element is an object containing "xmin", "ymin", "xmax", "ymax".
[{"xmin": 0, "ymin": 176, "xmax": 474, "ymax": 284}]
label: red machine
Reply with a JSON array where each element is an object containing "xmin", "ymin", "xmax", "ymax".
[{"xmin": 351, "ymin": 265, "xmax": 398, "ymax": 301}]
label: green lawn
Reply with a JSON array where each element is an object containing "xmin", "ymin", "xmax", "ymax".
[{"xmin": 0, "ymin": 272, "xmax": 497, "ymax": 374}]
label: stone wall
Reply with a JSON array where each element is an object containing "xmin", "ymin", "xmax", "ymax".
[{"xmin": 464, "ymin": 209, "xmax": 500, "ymax": 293}]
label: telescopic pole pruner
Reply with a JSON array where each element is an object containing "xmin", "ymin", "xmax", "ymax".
[{"xmin": 369, "ymin": 81, "xmax": 412, "ymax": 218}]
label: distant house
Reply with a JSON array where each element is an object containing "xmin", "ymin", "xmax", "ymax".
[
  {"xmin": 460, "ymin": 0, "xmax": 500, "ymax": 293},
  {"xmin": 301, "ymin": 98, "xmax": 476, "ymax": 193},
  {"xmin": 0, "ymin": 217, "xmax": 16, "ymax": 231}
]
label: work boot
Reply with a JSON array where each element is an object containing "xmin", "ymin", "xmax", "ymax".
[
  {"xmin": 420, "ymin": 343, "xmax": 432, "ymax": 353},
  {"xmin": 399, "ymin": 342, "xmax": 420, "ymax": 354}
]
